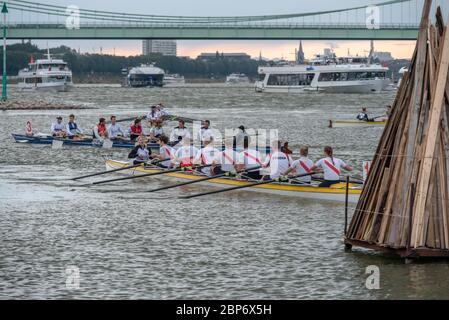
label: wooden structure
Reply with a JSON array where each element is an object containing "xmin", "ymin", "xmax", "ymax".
[{"xmin": 345, "ymin": 0, "xmax": 449, "ymax": 259}]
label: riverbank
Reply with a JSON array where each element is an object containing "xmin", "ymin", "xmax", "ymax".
[{"xmin": 0, "ymin": 99, "xmax": 95, "ymax": 110}]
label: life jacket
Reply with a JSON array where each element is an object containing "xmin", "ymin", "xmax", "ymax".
[
  {"xmin": 97, "ymin": 123, "xmax": 106, "ymax": 136},
  {"xmin": 68, "ymin": 122, "xmax": 78, "ymax": 131}
]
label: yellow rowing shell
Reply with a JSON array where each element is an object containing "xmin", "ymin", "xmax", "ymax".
[
  {"xmin": 105, "ymin": 160, "xmax": 362, "ymax": 203},
  {"xmin": 330, "ymin": 120, "xmax": 387, "ymax": 128}
]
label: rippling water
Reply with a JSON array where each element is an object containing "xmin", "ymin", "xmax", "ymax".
[{"xmin": 1, "ymin": 84, "xmax": 448, "ymax": 299}]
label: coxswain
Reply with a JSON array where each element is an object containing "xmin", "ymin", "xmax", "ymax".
[
  {"xmin": 149, "ymin": 119, "xmax": 165, "ymax": 140},
  {"xmin": 356, "ymin": 107, "xmax": 370, "ymax": 121},
  {"xmin": 262, "ymin": 140, "xmax": 293, "ymax": 180},
  {"xmin": 66, "ymin": 114, "xmax": 83, "ymax": 139},
  {"xmin": 153, "ymin": 135, "xmax": 174, "ymax": 168},
  {"xmin": 128, "ymin": 135, "xmax": 152, "ymax": 165},
  {"xmin": 197, "ymin": 120, "xmax": 214, "ymax": 144},
  {"xmin": 93, "ymin": 117, "xmax": 108, "ymax": 140},
  {"xmin": 50, "ymin": 116, "xmax": 67, "ymax": 138},
  {"xmin": 193, "ymin": 134, "xmax": 220, "ymax": 175},
  {"xmin": 235, "ymin": 136, "xmax": 263, "ymax": 180},
  {"xmin": 310, "ymin": 146, "xmax": 353, "ymax": 187},
  {"xmin": 171, "ymin": 138, "xmax": 199, "ymax": 169},
  {"xmin": 211, "ymin": 138, "xmax": 238, "ymax": 175},
  {"xmin": 233, "ymin": 125, "xmax": 249, "ymax": 151},
  {"xmin": 107, "ymin": 115, "xmax": 127, "ymax": 141},
  {"xmin": 129, "ymin": 118, "xmax": 143, "ymax": 142},
  {"xmin": 169, "ymin": 119, "xmax": 191, "ymax": 144},
  {"xmin": 283, "ymin": 146, "xmax": 314, "ymax": 184}
]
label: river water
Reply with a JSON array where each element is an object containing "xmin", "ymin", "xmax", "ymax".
[{"xmin": 1, "ymin": 84, "xmax": 448, "ymax": 299}]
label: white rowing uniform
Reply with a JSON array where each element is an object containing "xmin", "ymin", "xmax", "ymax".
[
  {"xmin": 107, "ymin": 123, "xmax": 127, "ymax": 139},
  {"xmin": 194, "ymin": 145, "xmax": 220, "ymax": 175},
  {"xmin": 50, "ymin": 122, "xmax": 65, "ymax": 135},
  {"xmin": 170, "ymin": 127, "xmax": 191, "ymax": 142},
  {"xmin": 314, "ymin": 157, "xmax": 346, "ymax": 181},
  {"xmin": 214, "ymin": 148, "xmax": 238, "ymax": 172},
  {"xmin": 149, "ymin": 126, "xmax": 164, "ymax": 137},
  {"xmin": 263, "ymin": 151, "xmax": 292, "ymax": 179},
  {"xmin": 290, "ymin": 156, "xmax": 314, "ymax": 183},
  {"xmin": 173, "ymin": 145, "xmax": 199, "ymax": 168},
  {"xmin": 135, "ymin": 146, "xmax": 150, "ymax": 162},
  {"xmin": 159, "ymin": 145, "xmax": 174, "ymax": 167},
  {"xmin": 66, "ymin": 122, "xmax": 82, "ymax": 137},
  {"xmin": 147, "ymin": 110, "xmax": 162, "ymax": 122},
  {"xmin": 197, "ymin": 127, "xmax": 214, "ymax": 143},
  {"xmin": 237, "ymin": 148, "xmax": 262, "ymax": 173}
]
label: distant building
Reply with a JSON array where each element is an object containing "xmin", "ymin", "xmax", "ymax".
[
  {"xmin": 373, "ymin": 51, "xmax": 394, "ymax": 62},
  {"xmin": 142, "ymin": 40, "xmax": 177, "ymax": 56},
  {"xmin": 197, "ymin": 52, "xmax": 251, "ymax": 61},
  {"xmin": 297, "ymin": 41, "xmax": 305, "ymax": 64},
  {"xmin": 323, "ymin": 48, "xmax": 333, "ymax": 57}
]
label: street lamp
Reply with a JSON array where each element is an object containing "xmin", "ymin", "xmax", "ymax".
[{"xmin": 2, "ymin": 1, "xmax": 8, "ymax": 101}]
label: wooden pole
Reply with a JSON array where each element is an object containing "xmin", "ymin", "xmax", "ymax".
[{"xmin": 345, "ymin": 175, "xmax": 349, "ymax": 235}]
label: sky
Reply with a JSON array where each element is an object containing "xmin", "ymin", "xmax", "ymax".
[{"xmin": 7, "ymin": 0, "xmax": 448, "ymax": 60}]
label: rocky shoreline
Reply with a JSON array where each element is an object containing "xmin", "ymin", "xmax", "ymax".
[{"xmin": 0, "ymin": 100, "xmax": 95, "ymax": 110}]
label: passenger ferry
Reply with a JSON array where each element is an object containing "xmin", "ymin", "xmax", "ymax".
[
  {"xmin": 255, "ymin": 54, "xmax": 390, "ymax": 94},
  {"xmin": 225, "ymin": 73, "xmax": 250, "ymax": 85},
  {"xmin": 163, "ymin": 74, "xmax": 186, "ymax": 87},
  {"xmin": 125, "ymin": 64, "xmax": 164, "ymax": 87},
  {"xmin": 17, "ymin": 52, "xmax": 73, "ymax": 92}
]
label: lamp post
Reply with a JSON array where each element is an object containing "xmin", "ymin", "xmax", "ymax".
[{"xmin": 2, "ymin": 2, "xmax": 8, "ymax": 101}]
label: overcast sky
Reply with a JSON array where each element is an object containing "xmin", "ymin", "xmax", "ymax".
[{"xmin": 7, "ymin": 0, "xmax": 448, "ymax": 59}]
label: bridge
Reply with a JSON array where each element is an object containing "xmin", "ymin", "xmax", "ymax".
[{"xmin": 2, "ymin": 0, "xmax": 449, "ymax": 40}]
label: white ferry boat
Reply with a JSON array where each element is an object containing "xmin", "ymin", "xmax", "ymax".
[
  {"xmin": 125, "ymin": 64, "xmax": 164, "ymax": 87},
  {"xmin": 255, "ymin": 54, "xmax": 390, "ymax": 94},
  {"xmin": 163, "ymin": 74, "xmax": 186, "ymax": 87},
  {"xmin": 225, "ymin": 73, "xmax": 250, "ymax": 85},
  {"xmin": 17, "ymin": 52, "xmax": 73, "ymax": 92}
]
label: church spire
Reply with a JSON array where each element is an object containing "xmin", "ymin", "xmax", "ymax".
[{"xmin": 297, "ymin": 40, "xmax": 305, "ymax": 64}]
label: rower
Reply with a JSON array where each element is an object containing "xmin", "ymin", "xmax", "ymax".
[
  {"xmin": 153, "ymin": 135, "xmax": 174, "ymax": 168},
  {"xmin": 169, "ymin": 119, "xmax": 191, "ymax": 144},
  {"xmin": 310, "ymin": 146, "xmax": 353, "ymax": 188},
  {"xmin": 233, "ymin": 125, "xmax": 249, "ymax": 151},
  {"xmin": 171, "ymin": 137, "xmax": 199, "ymax": 169},
  {"xmin": 129, "ymin": 118, "xmax": 143, "ymax": 142},
  {"xmin": 283, "ymin": 146, "xmax": 314, "ymax": 184},
  {"xmin": 66, "ymin": 114, "xmax": 83, "ymax": 139},
  {"xmin": 356, "ymin": 107, "xmax": 370, "ymax": 122},
  {"xmin": 262, "ymin": 140, "xmax": 293, "ymax": 180},
  {"xmin": 197, "ymin": 120, "xmax": 214, "ymax": 145},
  {"xmin": 280, "ymin": 141, "xmax": 293, "ymax": 155},
  {"xmin": 93, "ymin": 117, "xmax": 108, "ymax": 140},
  {"xmin": 128, "ymin": 135, "xmax": 152, "ymax": 165},
  {"xmin": 107, "ymin": 115, "xmax": 127, "ymax": 141},
  {"xmin": 157, "ymin": 103, "xmax": 169, "ymax": 118},
  {"xmin": 147, "ymin": 105, "xmax": 161, "ymax": 124},
  {"xmin": 235, "ymin": 136, "xmax": 262, "ymax": 180},
  {"xmin": 211, "ymin": 138, "xmax": 238, "ymax": 175},
  {"xmin": 50, "ymin": 116, "xmax": 67, "ymax": 138},
  {"xmin": 193, "ymin": 134, "xmax": 220, "ymax": 175},
  {"xmin": 149, "ymin": 119, "xmax": 165, "ymax": 140}
]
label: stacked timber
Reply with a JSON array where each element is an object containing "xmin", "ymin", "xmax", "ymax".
[{"xmin": 345, "ymin": 0, "xmax": 449, "ymax": 257}]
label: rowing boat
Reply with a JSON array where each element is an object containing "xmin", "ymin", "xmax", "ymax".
[
  {"xmin": 105, "ymin": 159, "xmax": 362, "ymax": 203},
  {"xmin": 329, "ymin": 119, "xmax": 387, "ymax": 128},
  {"xmin": 11, "ymin": 133, "xmax": 156, "ymax": 149},
  {"xmin": 12, "ymin": 133, "xmax": 272, "ymax": 153}
]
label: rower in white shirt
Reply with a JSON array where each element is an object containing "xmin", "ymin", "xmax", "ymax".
[
  {"xmin": 153, "ymin": 135, "xmax": 174, "ymax": 168},
  {"xmin": 310, "ymin": 146, "xmax": 353, "ymax": 187},
  {"xmin": 107, "ymin": 115, "xmax": 127, "ymax": 141},
  {"xmin": 262, "ymin": 140, "xmax": 293, "ymax": 179},
  {"xmin": 211, "ymin": 138, "xmax": 238, "ymax": 175},
  {"xmin": 197, "ymin": 120, "xmax": 214, "ymax": 145},
  {"xmin": 283, "ymin": 146, "xmax": 314, "ymax": 184},
  {"xmin": 235, "ymin": 136, "xmax": 263, "ymax": 180},
  {"xmin": 66, "ymin": 114, "xmax": 83, "ymax": 139},
  {"xmin": 147, "ymin": 105, "xmax": 161, "ymax": 123},
  {"xmin": 193, "ymin": 134, "xmax": 220, "ymax": 175},
  {"xmin": 149, "ymin": 119, "xmax": 165, "ymax": 140},
  {"xmin": 50, "ymin": 116, "xmax": 67, "ymax": 137},
  {"xmin": 170, "ymin": 119, "xmax": 191, "ymax": 143},
  {"xmin": 171, "ymin": 138, "xmax": 199, "ymax": 169}
]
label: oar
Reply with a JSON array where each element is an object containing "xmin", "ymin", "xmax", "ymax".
[
  {"xmin": 146, "ymin": 166, "xmax": 261, "ymax": 193},
  {"xmin": 109, "ymin": 115, "xmax": 145, "ymax": 124},
  {"xmin": 180, "ymin": 172, "xmax": 316, "ymax": 199},
  {"xmin": 81, "ymin": 164, "xmax": 213, "ymax": 186},
  {"xmin": 71, "ymin": 162, "xmax": 145, "ymax": 180},
  {"xmin": 162, "ymin": 114, "xmax": 201, "ymax": 123},
  {"xmin": 310, "ymin": 176, "xmax": 364, "ymax": 185}
]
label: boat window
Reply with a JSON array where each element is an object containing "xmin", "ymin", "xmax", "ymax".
[
  {"xmin": 259, "ymin": 73, "xmax": 266, "ymax": 81},
  {"xmin": 267, "ymin": 73, "xmax": 314, "ymax": 86}
]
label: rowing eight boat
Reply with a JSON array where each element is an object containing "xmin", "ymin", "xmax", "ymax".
[
  {"xmin": 105, "ymin": 159, "xmax": 362, "ymax": 203},
  {"xmin": 329, "ymin": 120, "xmax": 387, "ymax": 128}
]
